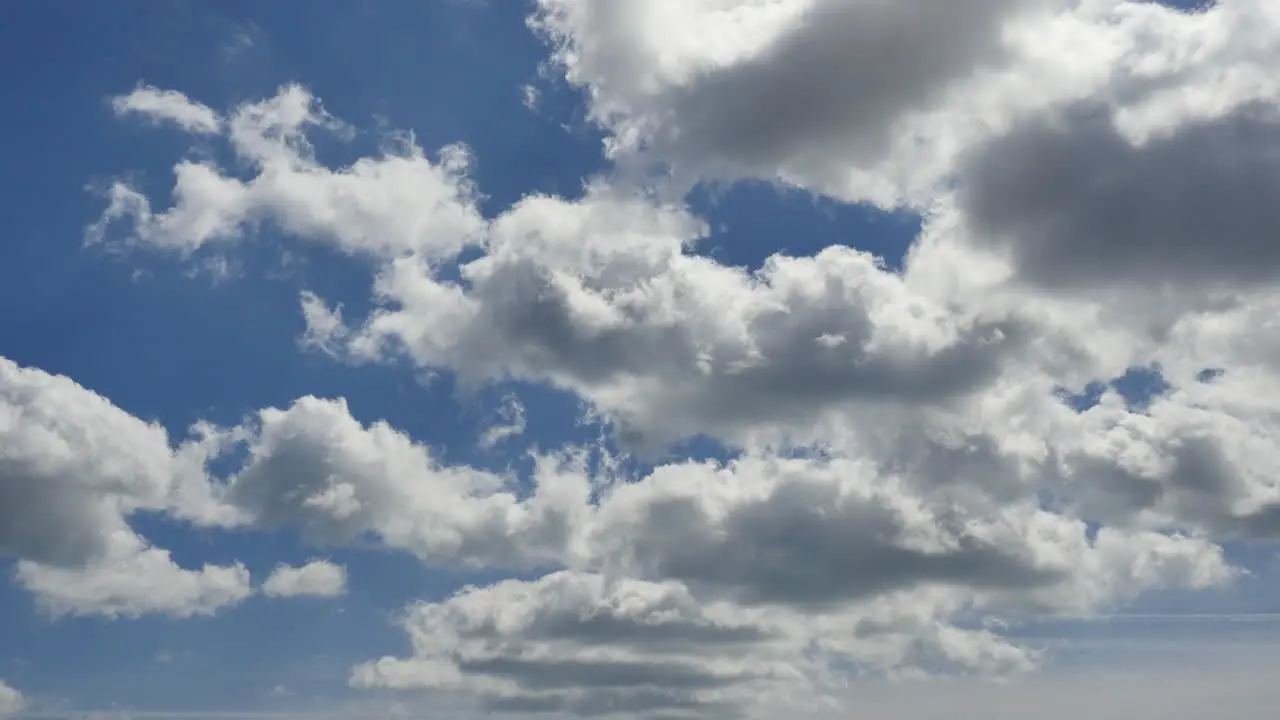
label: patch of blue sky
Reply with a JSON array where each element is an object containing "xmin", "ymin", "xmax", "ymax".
[
  {"xmin": 1055, "ymin": 364, "xmax": 1175, "ymax": 413},
  {"xmin": 687, "ymin": 181, "xmax": 922, "ymax": 272}
]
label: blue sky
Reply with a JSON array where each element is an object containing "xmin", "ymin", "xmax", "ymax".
[{"xmin": 2, "ymin": 1, "xmax": 1280, "ymax": 719}]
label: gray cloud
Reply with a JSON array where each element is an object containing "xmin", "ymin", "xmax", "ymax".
[
  {"xmin": 958, "ymin": 104, "xmax": 1280, "ymax": 290},
  {"xmin": 604, "ymin": 476, "xmax": 1060, "ymax": 609},
  {"xmin": 661, "ymin": 0, "xmax": 1038, "ymax": 175}
]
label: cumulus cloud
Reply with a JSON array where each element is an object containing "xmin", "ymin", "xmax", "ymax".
[
  {"xmin": 349, "ymin": 450, "xmax": 1231, "ymax": 717},
  {"xmin": 216, "ymin": 396, "xmax": 590, "ymax": 569},
  {"xmin": 262, "ymin": 559, "xmax": 348, "ymax": 598},
  {"xmin": 531, "ymin": 0, "xmax": 1280, "ymax": 208},
  {"xmin": 352, "ymin": 571, "xmax": 803, "ymax": 717},
  {"xmin": 584, "ymin": 454, "xmax": 1233, "ymax": 615},
  {"xmin": 529, "ymin": 0, "xmax": 1113, "ymax": 204},
  {"xmin": 17, "ymin": 539, "xmax": 252, "ymax": 620},
  {"xmin": 1040, "ymin": 377, "xmax": 1280, "ymax": 539},
  {"xmin": 956, "ymin": 103, "xmax": 1280, "ymax": 292},
  {"xmin": 91, "ymin": 85, "xmax": 484, "ymax": 259},
  {"xmin": 352, "ymin": 205, "xmax": 1027, "ymax": 448},
  {"xmin": 0, "ymin": 356, "xmax": 250, "ymax": 618}
]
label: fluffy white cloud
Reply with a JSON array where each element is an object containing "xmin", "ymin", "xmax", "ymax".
[
  {"xmin": 17, "ymin": 537, "xmax": 252, "ymax": 620},
  {"xmin": 0, "ymin": 680, "xmax": 21, "ymax": 720},
  {"xmin": 262, "ymin": 559, "xmax": 348, "ymax": 598},
  {"xmin": 532, "ymin": 0, "xmax": 1280, "ymax": 208},
  {"xmin": 352, "ymin": 571, "xmax": 809, "ymax": 717},
  {"xmin": 111, "ymin": 84, "xmax": 222, "ymax": 134},
  {"xmin": 582, "ymin": 454, "xmax": 1233, "ymax": 615},
  {"xmin": 351, "ymin": 572, "xmax": 1040, "ymax": 718},
  {"xmin": 92, "ymin": 85, "xmax": 484, "ymax": 259},
  {"xmin": 529, "ymin": 0, "xmax": 1108, "ymax": 205},
  {"xmin": 0, "ymin": 356, "xmax": 250, "ymax": 619},
  {"xmin": 326, "ymin": 185, "xmax": 1026, "ymax": 452},
  {"xmin": 217, "ymin": 396, "xmax": 591, "ymax": 569}
]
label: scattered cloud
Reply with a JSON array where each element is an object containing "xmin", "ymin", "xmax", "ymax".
[
  {"xmin": 477, "ymin": 395, "xmax": 526, "ymax": 450},
  {"xmin": 91, "ymin": 85, "xmax": 484, "ymax": 260},
  {"xmin": 111, "ymin": 85, "xmax": 222, "ymax": 135},
  {"xmin": 262, "ymin": 560, "xmax": 348, "ymax": 599},
  {"xmin": 7, "ymin": 0, "xmax": 1280, "ymax": 717}
]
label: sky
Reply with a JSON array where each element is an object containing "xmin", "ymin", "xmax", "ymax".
[{"xmin": 2, "ymin": 0, "xmax": 1280, "ymax": 718}]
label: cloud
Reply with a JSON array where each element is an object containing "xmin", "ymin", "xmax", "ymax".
[
  {"xmin": 584, "ymin": 454, "xmax": 1233, "ymax": 614},
  {"xmin": 955, "ymin": 103, "xmax": 1280, "ymax": 292},
  {"xmin": 477, "ymin": 394, "xmax": 527, "ymax": 450},
  {"xmin": 216, "ymin": 396, "xmax": 591, "ymax": 569},
  {"xmin": 91, "ymin": 85, "xmax": 484, "ymax": 260},
  {"xmin": 1040, "ymin": 375, "xmax": 1280, "ymax": 538},
  {"xmin": 0, "ymin": 680, "xmax": 22, "ymax": 720},
  {"xmin": 352, "ymin": 571, "xmax": 800, "ymax": 718},
  {"xmin": 262, "ymin": 560, "xmax": 348, "ymax": 598},
  {"xmin": 298, "ymin": 290, "xmax": 350, "ymax": 358},
  {"xmin": 529, "ymin": 0, "xmax": 1112, "ymax": 205},
  {"xmin": 0, "ymin": 356, "xmax": 250, "ymax": 619},
  {"xmin": 344, "ymin": 187, "xmax": 1026, "ymax": 450},
  {"xmin": 111, "ymin": 85, "xmax": 222, "ymax": 134},
  {"xmin": 17, "ymin": 540, "xmax": 252, "ymax": 620},
  {"xmin": 530, "ymin": 0, "xmax": 1280, "ymax": 209}
]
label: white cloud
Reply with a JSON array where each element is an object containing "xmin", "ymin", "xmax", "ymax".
[
  {"xmin": 216, "ymin": 395, "xmax": 591, "ymax": 569},
  {"xmin": 0, "ymin": 355, "xmax": 249, "ymax": 619},
  {"xmin": 262, "ymin": 559, "xmax": 348, "ymax": 598},
  {"xmin": 17, "ymin": 538, "xmax": 252, "ymax": 620},
  {"xmin": 477, "ymin": 395, "xmax": 527, "ymax": 450},
  {"xmin": 529, "ymin": 0, "xmax": 1109, "ymax": 205},
  {"xmin": 530, "ymin": 0, "xmax": 1280, "ymax": 208},
  {"xmin": 298, "ymin": 290, "xmax": 350, "ymax": 358},
  {"xmin": 343, "ymin": 187, "xmax": 1026, "ymax": 450},
  {"xmin": 111, "ymin": 85, "xmax": 222, "ymax": 134},
  {"xmin": 351, "ymin": 571, "xmax": 809, "ymax": 716},
  {"xmin": 90, "ymin": 85, "xmax": 485, "ymax": 260},
  {"xmin": 582, "ymin": 454, "xmax": 1233, "ymax": 615},
  {"xmin": 0, "ymin": 680, "xmax": 22, "ymax": 720},
  {"xmin": 345, "ymin": 448, "xmax": 1232, "ymax": 715}
]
